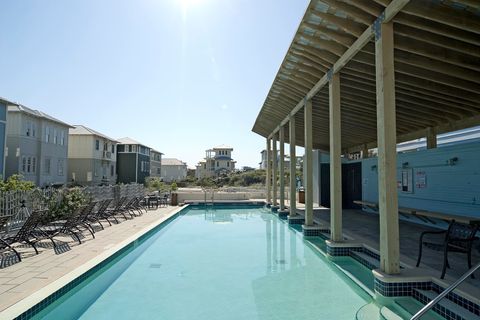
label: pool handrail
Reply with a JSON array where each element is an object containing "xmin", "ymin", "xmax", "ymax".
[{"xmin": 410, "ymin": 261, "xmax": 480, "ymax": 320}]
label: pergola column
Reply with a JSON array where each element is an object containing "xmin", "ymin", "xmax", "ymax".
[
  {"xmin": 289, "ymin": 116, "xmax": 296, "ymax": 217},
  {"xmin": 329, "ymin": 72, "xmax": 342, "ymax": 242},
  {"xmin": 272, "ymin": 133, "xmax": 278, "ymax": 208},
  {"xmin": 304, "ymin": 99, "xmax": 314, "ymax": 226},
  {"xmin": 426, "ymin": 127, "xmax": 437, "ymax": 149},
  {"xmin": 266, "ymin": 138, "xmax": 271, "ymax": 205},
  {"xmin": 279, "ymin": 126, "xmax": 286, "ymax": 211},
  {"xmin": 376, "ymin": 20, "xmax": 400, "ymax": 274}
]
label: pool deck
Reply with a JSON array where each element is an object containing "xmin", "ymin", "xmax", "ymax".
[
  {"xmin": 284, "ymin": 200, "xmax": 480, "ymax": 304},
  {"xmin": 0, "ymin": 205, "xmax": 183, "ymax": 319}
]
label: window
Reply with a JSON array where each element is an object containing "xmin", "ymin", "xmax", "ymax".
[
  {"xmin": 128, "ymin": 145, "xmax": 133, "ymax": 152},
  {"xmin": 141, "ymin": 161, "xmax": 144, "ymax": 172},
  {"xmin": 111, "ymin": 165, "xmax": 114, "ymax": 176},
  {"xmin": 26, "ymin": 121, "xmax": 31, "ymax": 136},
  {"xmin": 157, "ymin": 168, "xmax": 160, "ymax": 174},
  {"xmin": 32, "ymin": 157, "xmax": 36, "ymax": 173},
  {"xmin": 60, "ymin": 131, "xmax": 65, "ymax": 146},
  {"xmin": 57, "ymin": 159, "xmax": 64, "ymax": 176},
  {"xmin": 27, "ymin": 157, "xmax": 31, "ymax": 173},
  {"xmin": 227, "ymin": 162, "xmax": 230, "ymax": 167},
  {"xmin": 204, "ymin": 164, "xmax": 206, "ymax": 169},
  {"xmin": 53, "ymin": 129, "xmax": 57, "ymax": 144},
  {"xmin": 216, "ymin": 161, "xmax": 219, "ymax": 167},
  {"xmin": 32, "ymin": 123, "xmax": 36, "ymax": 137},
  {"xmin": 111, "ymin": 144, "xmax": 115, "ymax": 153},
  {"xmin": 102, "ymin": 166, "xmax": 107, "ymax": 177},
  {"xmin": 95, "ymin": 140, "xmax": 100, "ymax": 150},
  {"xmin": 103, "ymin": 141, "xmax": 108, "ymax": 151},
  {"xmin": 21, "ymin": 156, "xmax": 26, "ymax": 173},
  {"xmin": 44, "ymin": 158, "xmax": 51, "ymax": 175},
  {"xmin": 45, "ymin": 127, "xmax": 50, "ymax": 143}
]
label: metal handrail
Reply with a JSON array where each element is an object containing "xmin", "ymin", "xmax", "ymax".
[{"xmin": 411, "ymin": 262, "xmax": 480, "ymax": 320}]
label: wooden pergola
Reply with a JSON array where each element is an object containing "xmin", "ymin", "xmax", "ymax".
[{"xmin": 253, "ymin": 0, "xmax": 480, "ymax": 275}]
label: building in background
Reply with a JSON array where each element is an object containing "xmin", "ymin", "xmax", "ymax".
[
  {"xmin": 116, "ymin": 137, "xmax": 151, "ymax": 184},
  {"xmin": 195, "ymin": 145, "xmax": 235, "ymax": 178},
  {"xmin": 5, "ymin": 104, "xmax": 71, "ymax": 187},
  {"xmin": 68, "ymin": 125, "xmax": 118, "ymax": 186},
  {"xmin": 150, "ymin": 149, "xmax": 163, "ymax": 179},
  {"xmin": 162, "ymin": 158, "xmax": 187, "ymax": 182},
  {"xmin": 0, "ymin": 98, "xmax": 11, "ymax": 180}
]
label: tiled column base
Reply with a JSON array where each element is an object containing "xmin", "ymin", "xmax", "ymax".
[
  {"xmin": 302, "ymin": 225, "xmax": 326, "ymax": 237},
  {"xmin": 325, "ymin": 240, "xmax": 363, "ymax": 256},
  {"xmin": 277, "ymin": 210, "xmax": 289, "ymax": 219},
  {"xmin": 271, "ymin": 206, "xmax": 279, "ymax": 213},
  {"xmin": 373, "ymin": 270, "xmax": 431, "ymax": 297},
  {"xmin": 287, "ymin": 216, "xmax": 304, "ymax": 225}
]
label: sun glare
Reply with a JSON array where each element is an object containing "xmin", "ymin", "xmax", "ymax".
[{"xmin": 178, "ymin": 0, "xmax": 205, "ymax": 9}]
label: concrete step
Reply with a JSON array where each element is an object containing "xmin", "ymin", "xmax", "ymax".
[
  {"xmin": 350, "ymin": 250, "xmax": 380, "ymax": 270},
  {"xmin": 413, "ymin": 289, "xmax": 480, "ymax": 320}
]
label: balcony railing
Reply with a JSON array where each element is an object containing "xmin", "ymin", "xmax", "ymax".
[{"xmin": 103, "ymin": 151, "xmax": 112, "ymax": 159}]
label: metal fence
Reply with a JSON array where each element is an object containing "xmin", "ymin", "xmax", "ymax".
[{"xmin": 0, "ymin": 184, "xmax": 146, "ymax": 230}]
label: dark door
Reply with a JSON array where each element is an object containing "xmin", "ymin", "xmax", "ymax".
[
  {"xmin": 342, "ymin": 162, "xmax": 362, "ymax": 209},
  {"xmin": 320, "ymin": 163, "xmax": 330, "ymax": 207}
]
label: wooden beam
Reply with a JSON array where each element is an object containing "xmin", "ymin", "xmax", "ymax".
[
  {"xmin": 375, "ymin": 20, "xmax": 400, "ymax": 275},
  {"xmin": 329, "ymin": 72, "xmax": 343, "ymax": 242}
]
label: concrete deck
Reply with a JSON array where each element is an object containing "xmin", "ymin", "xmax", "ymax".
[
  {"xmin": 0, "ymin": 205, "xmax": 182, "ymax": 319},
  {"xmin": 289, "ymin": 202, "xmax": 480, "ymax": 302}
]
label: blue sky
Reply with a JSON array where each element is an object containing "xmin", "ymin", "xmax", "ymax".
[{"xmin": 0, "ymin": 0, "xmax": 308, "ymax": 168}]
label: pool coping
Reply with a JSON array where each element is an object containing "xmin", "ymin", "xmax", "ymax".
[{"xmin": 1, "ymin": 205, "xmax": 186, "ymax": 320}]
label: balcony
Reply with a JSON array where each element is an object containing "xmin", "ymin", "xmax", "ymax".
[{"xmin": 102, "ymin": 151, "xmax": 112, "ymax": 160}]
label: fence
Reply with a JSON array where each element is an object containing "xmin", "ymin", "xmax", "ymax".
[{"xmin": 0, "ymin": 184, "xmax": 146, "ymax": 230}]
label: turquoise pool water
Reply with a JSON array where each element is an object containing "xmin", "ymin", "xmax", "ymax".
[{"xmin": 34, "ymin": 205, "xmax": 372, "ymax": 320}]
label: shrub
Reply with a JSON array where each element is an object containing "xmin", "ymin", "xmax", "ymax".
[{"xmin": 0, "ymin": 175, "xmax": 35, "ymax": 192}]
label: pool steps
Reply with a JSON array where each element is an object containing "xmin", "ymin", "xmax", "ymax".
[{"xmin": 412, "ymin": 289, "xmax": 480, "ymax": 320}]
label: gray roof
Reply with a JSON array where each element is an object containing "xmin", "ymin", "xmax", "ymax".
[
  {"xmin": 162, "ymin": 158, "xmax": 186, "ymax": 166},
  {"xmin": 213, "ymin": 144, "xmax": 233, "ymax": 150},
  {"xmin": 0, "ymin": 96, "xmax": 18, "ymax": 106},
  {"xmin": 8, "ymin": 104, "xmax": 72, "ymax": 128},
  {"xmin": 117, "ymin": 137, "xmax": 150, "ymax": 148},
  {"xmin": 69, "ymin": 125, "xmax": 118, "ymax": 142},
  {"xmin": 151, "ymin": 149, "xmax": 164, "ymax": 155}
]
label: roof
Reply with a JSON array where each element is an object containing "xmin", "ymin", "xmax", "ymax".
[
  {"xmin": 252, "ymin": 0, "xmax": 480, "ymax": 152},
  {"xmin": 0, "ymin": 96, "xmax": 18, "ymax": 106},
  {"xmin": 162, "ymin": 158, "xmax": 187, "ymax": 166},
  {"xmin": 8, "ymin": 104, "xmax": 72, "ymax": 128},
  {"xmin": 69, "ymin": 125, "xmax": 118, "ymax": 142},
  {"xmin": 117, "ymin": 137, "xmax": 150, "ymax": 148},
  {"xmin": 212, "ymin": 144, "xmax": 233, "ymax": 150},
  {"xmin": 151, "ymin": 149, "xmax": 164, "ymax": 155}
]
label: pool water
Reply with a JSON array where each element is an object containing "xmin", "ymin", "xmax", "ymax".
[{"xmin": 35, "ymin": 205, "xmax": 372, "ymax": 320}]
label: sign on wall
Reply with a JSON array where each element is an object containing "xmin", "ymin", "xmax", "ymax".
[{"xmin": 415, "ymin": 171, "xmax": 427, "ymax": 189}]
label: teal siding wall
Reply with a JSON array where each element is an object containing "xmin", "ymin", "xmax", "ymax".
[{"xmin": 362, "ymin": 141, "xmax": 480, "ymax": 218}]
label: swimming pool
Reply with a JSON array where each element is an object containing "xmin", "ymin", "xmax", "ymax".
[{"xmin": 32, "ymin": 205, "xmax": 373, "ymax": 320}]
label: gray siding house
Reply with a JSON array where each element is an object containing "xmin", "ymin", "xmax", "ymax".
[
  {"xmin": 150, "ymin": 149, "xmax": 163, "ymax": 179},
  {"xmin": 116, "ymin": 137, "xmax": 151, "ymax": 184},
  {"xmin": 5, "ymin": 105, "xmax": 71, "ymax": 187},
  {"xmin": 162, "ymin": 158, "xmax": 187, "ymax": 182},
  {"xmin": 68, "ymin": 125, "xmax": 118, "ymax": 186},
  {"xmin": 0, "ymin": 98, "xmax": 12, "ymax": 180}
]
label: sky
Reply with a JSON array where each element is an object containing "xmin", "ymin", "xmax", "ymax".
[{"xmin": 0, "ymin": 0, "xmax": 309, "ymax": 169}]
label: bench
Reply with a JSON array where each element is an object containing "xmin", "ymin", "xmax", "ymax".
[{"xmin": 353, "ymin": 200, "xmax": 480, "ymax": 225}]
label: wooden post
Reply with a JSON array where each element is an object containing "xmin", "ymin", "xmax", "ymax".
[
  {"xmin": 329, "ymin": 72, "xmax": 343, "ymax": 242},
  {"xmin": 304, "ymin": 99, "xmax": 314, "ymax": 226},
  {"xmin": 426, "ymin": 127, "xmax": 437, "ymax": 149},
  {"xmin": 272, "ymin": 133, "xmax": 278, "ymax": 207},
  {"xmin": 289, "ymin": 116, "xmax": 297, "ymax": 217},
  {"xmin": 376, "ymin": 20, "xmax": 400, "ymax": 274},
  {"xmin": 266, "ymin": 138, "xmax": 271, "ymax": 204},
  {"xmin": 279, "ymin": 126, "xmax": 286, "ymax": 211}
]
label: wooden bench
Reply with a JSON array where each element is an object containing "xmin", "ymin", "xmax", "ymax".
[{"xmin": 353, "ymin": 200, "xmax": 480, "ymax": 225}]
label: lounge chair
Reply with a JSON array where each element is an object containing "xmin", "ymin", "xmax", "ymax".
[
  {"xmin": 416, "ymin": 220, "xmax": 479, "ymax": 279},
  {"xmin": 0, "ymin": 210, "xmax": 50, "ymax": 263}
]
